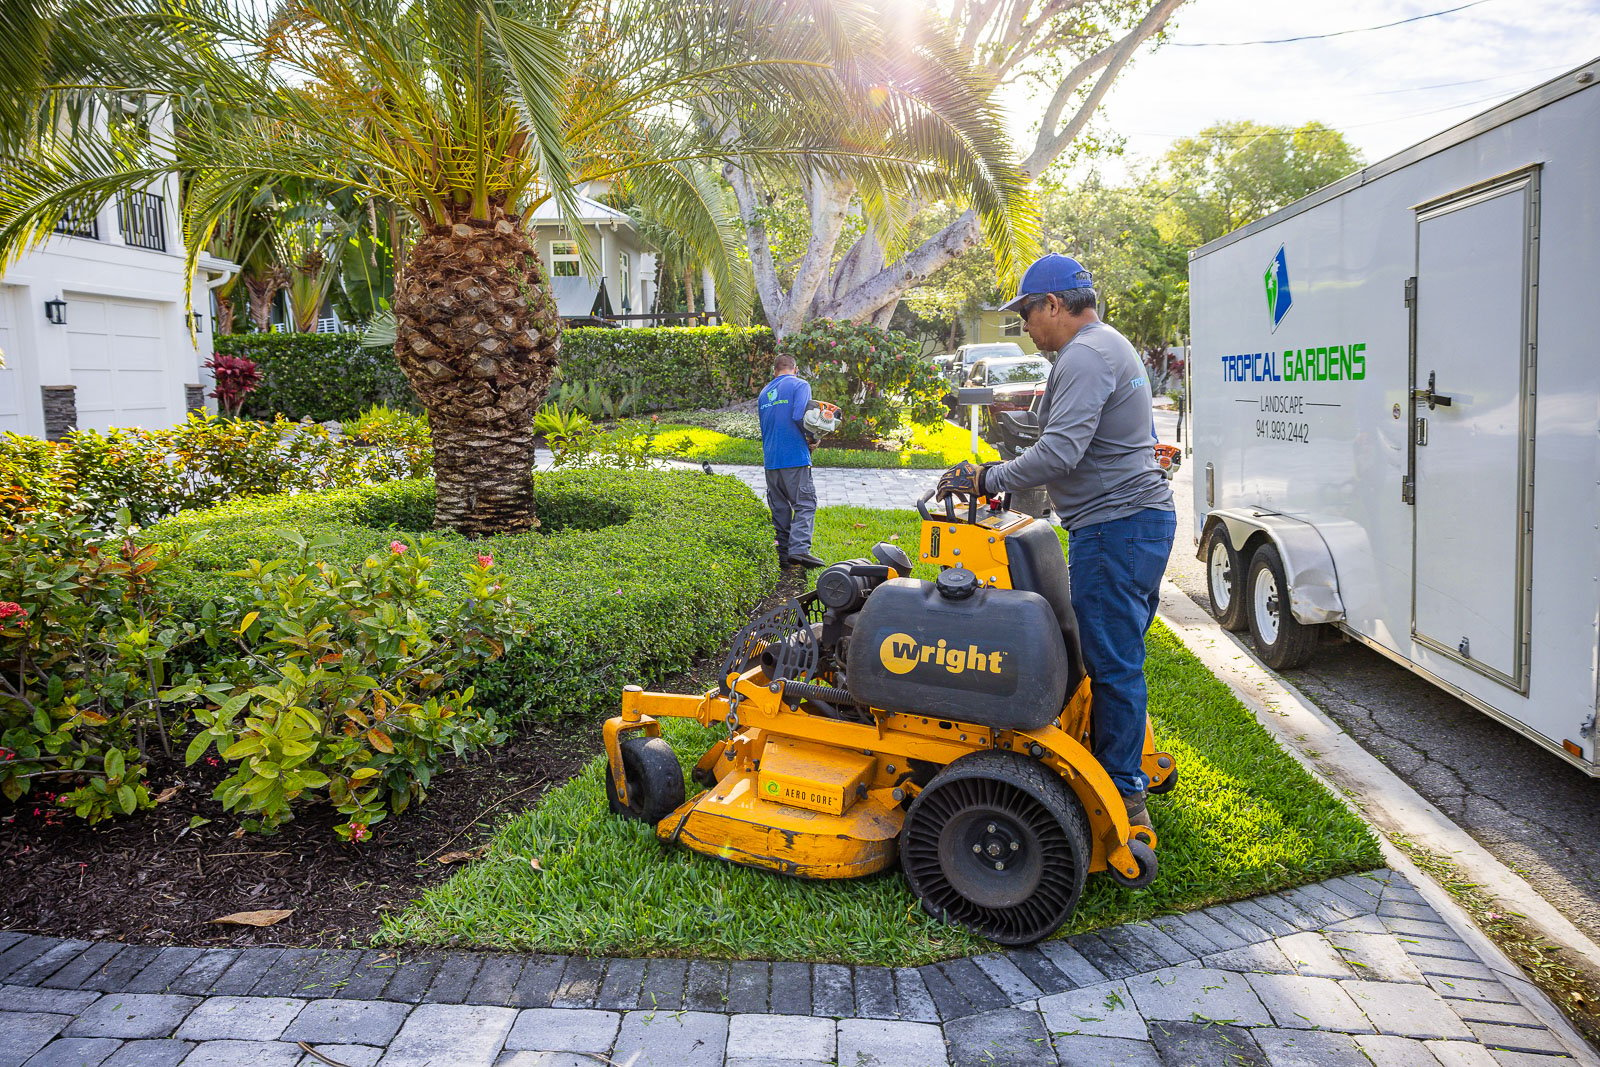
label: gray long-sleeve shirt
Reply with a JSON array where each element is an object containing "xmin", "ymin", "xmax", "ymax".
[{"xmin": 986, "ymin": 320, "xmax": 1174, "ymax": 531}]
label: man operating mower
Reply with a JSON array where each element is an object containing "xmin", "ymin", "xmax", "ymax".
[{"xmin": 937, "ymin": 253, "xmax": 1175, "ymax": 830}]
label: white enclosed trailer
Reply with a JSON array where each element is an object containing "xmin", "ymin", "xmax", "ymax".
[{"xmin": 1188, "ymin": 59, "xmax": 1600, "ymax": 774}]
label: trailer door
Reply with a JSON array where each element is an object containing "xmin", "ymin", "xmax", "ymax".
[{"xmin": 1409, "ymin": 168, "xmax": 1538, "ymax": 691}]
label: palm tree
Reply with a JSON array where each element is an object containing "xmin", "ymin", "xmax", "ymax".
[{"xmin": 0, "ymin": 0, "xmax": 1037, "ymax": 536}]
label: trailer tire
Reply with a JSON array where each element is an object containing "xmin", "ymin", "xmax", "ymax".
[
  {"xmin": 1245, "ymin": 543, "xmax": 1320, "ymax": 670},
  {"xmin": 1204, "ymin": 529, "xmax": 1249, "ymax": 632}
]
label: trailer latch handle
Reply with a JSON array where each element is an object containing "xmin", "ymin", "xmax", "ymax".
[{"xmin": 1412, "ymin": 371, "xmax": 1454, "ymax": 410}]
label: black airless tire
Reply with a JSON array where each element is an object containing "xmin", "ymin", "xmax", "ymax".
[
  {"xmin": 1204, "ymin": 529, "xmax": 1249, "ymax": 632},
  {"xmin": 1245, "ymin": 543, "xmax": 1321, "ymax": 671},
  {"xmin": 900, "ymin": 750, "xmax": 1090, "ymax": 946},
  {"xmin": 606, "ymin": 736, "xmax": 686, "ymax": 824},
  {"xmin": 1147, "ymin": 766, "xmax": 1178, "ymax": 796},
  {"xmin": 1106, "ymin": 839, "xmax": 1158, "ymax": 890}
]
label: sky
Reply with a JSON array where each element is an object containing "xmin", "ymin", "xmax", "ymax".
[{"xmin": 1009, "ymin": 0, "xmax": 1600, "ymax": 182}]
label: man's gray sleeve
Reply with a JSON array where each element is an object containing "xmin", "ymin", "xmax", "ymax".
[{"xmin": 988, "ymin": 344, "xmax": 1115, "ymax": 492}]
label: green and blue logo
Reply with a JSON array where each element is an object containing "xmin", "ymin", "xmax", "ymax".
[{"xmin": 1264, "ymin": 245, "xmax": 1293, "ymax": 332}]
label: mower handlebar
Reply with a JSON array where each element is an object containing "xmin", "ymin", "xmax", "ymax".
[{"xmin": 918, "ymin": 484, "xmax": 985, "ymax": 525}]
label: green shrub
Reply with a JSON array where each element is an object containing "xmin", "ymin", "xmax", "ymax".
[
  {"xmin": 560, "ymin": 327, "xmax": 777, "ymax": 412},
  {"xmin": 146, "ymin": 470, "xmax": 779, "ymax": 721},
  {"xmin": 1, "ymin": 513, "xmax": 525, "ymax": 835},
  {"xmin": 167, "ymin": 533, "xmax": 518, "ymax": 839},
  {"xmin": 0, "ymin": 413, "xmax": 431, "ymax": 530},
  {"xmin": 0, "ymin": 516, "xmax": 201, "ymax": 822},
  {"xmin": 215, "ymin": 333, "xmax": 416, "ymax": 422},
  {"xmin": 664, "ymin": 408, "xmax": 761, "ymax": 440},
  {"xmin": 780, "ymin": 320, "xmax": 948, "ymax": 443},
  {"xmin": 531, "ymin": 402, "xmax": 592, "ymax": 440}
]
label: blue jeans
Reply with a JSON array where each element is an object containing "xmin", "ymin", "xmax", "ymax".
[{"xmin": 1066, "ymin": 508, "xmax": 1175, "ymax": 795}]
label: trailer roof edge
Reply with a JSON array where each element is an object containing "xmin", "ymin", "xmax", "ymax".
[{"xmin": 1189, "ymin": 57, "xmax": 1600, "ymax": 261}]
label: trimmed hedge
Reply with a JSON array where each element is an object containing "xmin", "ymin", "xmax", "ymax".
[
  {"xmin": 217, "ymin": 327, "xmax": 776, "ymax": 421},
  {"xmin": 145, "ymin": 470, "xmax": 779, "ymax": 719},
  {"xmin": 216, "ymin": 334, "xmax": 416, "ymax": 422},
  {"xmin": 560, "ymin": 326, "xmax": 777, "ymax": 411}
]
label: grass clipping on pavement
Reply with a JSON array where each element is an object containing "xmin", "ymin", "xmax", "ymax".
[{"xmin": 383, "ymin": 506, "xmax": 1381, "ymax": 966}]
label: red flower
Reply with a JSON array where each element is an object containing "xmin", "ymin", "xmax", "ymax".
[
  {"xmin": 349, "ymin": 822, "xmax": 370, "ymax": 842},
  {"xmin": 0, "ymin": 601, "xmax": 26, "ymax": 622},
  {"xmin": 476, "ymin": 553, "xmax": 494, "ymax": 568},
  {"xmin": 389, "ymin": 541, "xmax": 406, "ymax": 555},
  {"xmin": 0, "ymin": 747, "xmax": 14, "ymax": 761}
]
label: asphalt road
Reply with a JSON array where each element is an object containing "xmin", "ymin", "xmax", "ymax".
[{"xmin": 1154, "ymin": 408, "xmax": 1600, "ymax": 946}]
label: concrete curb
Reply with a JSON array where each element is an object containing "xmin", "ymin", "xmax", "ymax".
[{"xmin": 1157, "ymin": 579, "xmax": 1600, "ymax": 1062}]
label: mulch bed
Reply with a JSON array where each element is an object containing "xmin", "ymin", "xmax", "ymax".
[{"xmin": 0, "ymin": 572, "xmax": 808, "ymax": 950}]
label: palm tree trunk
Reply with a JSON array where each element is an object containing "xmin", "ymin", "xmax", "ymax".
[
  {"xmin": 429, "ymin": 416, "xmax": 540, "ymax": 535},
  {"xmin": 391, "ymin": 206, "xmax": 559, "ymax": 536},
  {"xmin": 214, "ymin": 296, "xmax": 235, "ymax": 335}
]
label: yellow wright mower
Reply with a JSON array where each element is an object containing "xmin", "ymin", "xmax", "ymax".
[{"xmin": 602, "ymin": 482, "xmax": 1176, "ymax": 945}]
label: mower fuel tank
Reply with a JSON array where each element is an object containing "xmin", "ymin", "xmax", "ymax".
[{"xmin": 846, "ymin": 577, "xmax": 1069, "ymax": 730}]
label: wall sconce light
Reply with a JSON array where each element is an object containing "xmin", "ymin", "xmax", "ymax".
[
  {"xmin": 44, "ymin": 298, "xmax": 67, "ymax": 325},
  {"xmin": 189, "ymin": 310, "xmax": 205, "ymax": 332}
]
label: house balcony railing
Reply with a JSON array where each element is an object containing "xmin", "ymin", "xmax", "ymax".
[
  {"xmin": 53, "ymin": 203, "xmax": 100, "ymax": 240},
  {"xmin": 117, "ymin": 191, "xmax": 167, "ymax": 252}
]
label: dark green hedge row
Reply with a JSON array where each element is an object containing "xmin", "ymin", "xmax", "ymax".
[
  {"xmin": 217, "ymin": 326, "xmax": 776, "ymax": 421},
  {"xmin": 559, "ymin": 326, "xmax": 777, "ymax": 411},
  {"xmin": 216, "ymin": 334, "xmax": 416, "ymax": 422},
  {"xmin": 145, "ymin": 470, "xmax": 779, "ymax": 719}
]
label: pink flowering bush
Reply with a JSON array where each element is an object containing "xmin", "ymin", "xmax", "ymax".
[
  {"xmin": 165, "ymin": 535, "xmax": 521, "ymax": 840},
  {"xmin": 0, "ymin": 516, "xmax": 199, "ymax": 821},
  {"xmin": 779, "ymin": 320, "xmax": 948, "ymax": 444}
]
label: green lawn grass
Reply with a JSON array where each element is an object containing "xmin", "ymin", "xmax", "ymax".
[
  {"xmin": 652, "ymin": 420, "xmax": 999, "ymax": 469},
  {"xmin": 381, "ymin": 507, "xmax": 1381, "ymax": 966}
]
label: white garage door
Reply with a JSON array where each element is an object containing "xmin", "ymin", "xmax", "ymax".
[
  {"xmin": 0, "ymin": 287, "xmax": 24, "ymax": 433},
  {"xmin": 66, "ymin": 295, "xmax": 170, "ymax": 431}
]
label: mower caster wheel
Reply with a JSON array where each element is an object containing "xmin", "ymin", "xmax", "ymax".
[
  {"xmin": 901, "ymin": 749, "xmax": 1090, "ymax": 946},
  {"xmin": 1147, "ymin": 767, "xmax": 1178, "ymax": 796},
  {"xmin": 1106, "ymin": 839, "xmax": 1158, "ymax": 891},
  {"xmin": 606, "ymin": 736, "xmax": 686, "ymax": 824},
  {"xmin": 691, "ymin": 765, "xmax": 718, "ymax": 790}
]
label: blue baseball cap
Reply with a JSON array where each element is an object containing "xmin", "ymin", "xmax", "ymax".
[{"xmin": 999, "ymin": 253, "xmax": 1094, "ymax": 312}]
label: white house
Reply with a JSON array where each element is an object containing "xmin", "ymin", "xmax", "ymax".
[
  {"xmin": 0, "ymin": 111, "xmax": 237, "ymax": 439},
  {"xmin": 525, "ymin": 191, "xmax": 662, "ymax": 323}
]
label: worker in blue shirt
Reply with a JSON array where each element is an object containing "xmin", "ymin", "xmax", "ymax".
[{"xmin": 758, "ymin": 354, "xmax": 825, "ymax": 569}]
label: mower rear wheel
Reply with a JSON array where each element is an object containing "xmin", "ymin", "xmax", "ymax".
[
  {"xmin": 606, "ymin": 736, "xmax": 686, "ymax": 824},
  {"xmin": 900, "ymin": 750, "xmax": 1090, "ymax": 946}
]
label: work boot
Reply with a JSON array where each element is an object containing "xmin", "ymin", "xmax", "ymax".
[
  {"xmin": 787, "ymin": 551, "xmax": 826, "ymax": 569},
  {"xmin": 1121, "ymin": 790, "xmax": 1152, "ymax": 829}
]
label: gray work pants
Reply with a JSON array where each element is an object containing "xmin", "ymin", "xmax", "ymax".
[{"xmin": 765, "ymin": 465, "xmax": 817, "ymax": 559}]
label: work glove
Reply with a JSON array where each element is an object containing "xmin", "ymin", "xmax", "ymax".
[{"xmin": 937, "ymin": 460, "xmax": 996, "ymax": 499}]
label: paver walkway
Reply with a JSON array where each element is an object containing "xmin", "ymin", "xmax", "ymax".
[
  {"xmin": 533, "ymin": 447, "xmax": 944, "ymax": 512},
  {"xmin": 1, "ymin": 868, "xmax": 1585, "ymax": 1066}
]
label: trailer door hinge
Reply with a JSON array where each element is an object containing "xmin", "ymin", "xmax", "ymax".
[
  {"xmin": 1404, "ymin": 276, "xmax": 1417, "ymax": 307},
  {"xmin": 1402, "ymin": 476, "xmax": 1414, "ymax": 505},
  {"xmin": 1416, "ymin": 418, "xmax": 1428, "ymax": 446}
]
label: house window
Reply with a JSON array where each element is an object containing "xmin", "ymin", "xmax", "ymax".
[
  {"xmin": 550, "ymin": 240, "xmax": 580, "ymax": 277},
  {"xmin": 1001, "ymin": 316, "xmax": 1023, "ymax": 336},
  {"xmin": 619, "ymin": 252, "xmax": 632, "ymax": 311}
]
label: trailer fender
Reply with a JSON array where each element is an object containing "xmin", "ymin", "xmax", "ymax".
[{"xmin": 1200, "ymin": 509, "xmax": 1345, "ymax": 625}]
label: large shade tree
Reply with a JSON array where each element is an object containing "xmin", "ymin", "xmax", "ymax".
[
  {"xmin": 0, "ymin": 0, "xmax": 1034, "ymax": 536},
  {"xmin": 729, "ymin": 0, "xmax": 1186, "ymax": 334}
]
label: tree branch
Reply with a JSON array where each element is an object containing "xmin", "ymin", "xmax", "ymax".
[
  {"xmin": 817, "ymin": 209, "xmax": 982, "ymax": 323},
  {"xmin": 1025, "ymin": 0, "xmax": 1185, "ymax": 177},
  {"xmin": 722, "ymin": 159, "xmax": 787, "ymax": 325}
]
